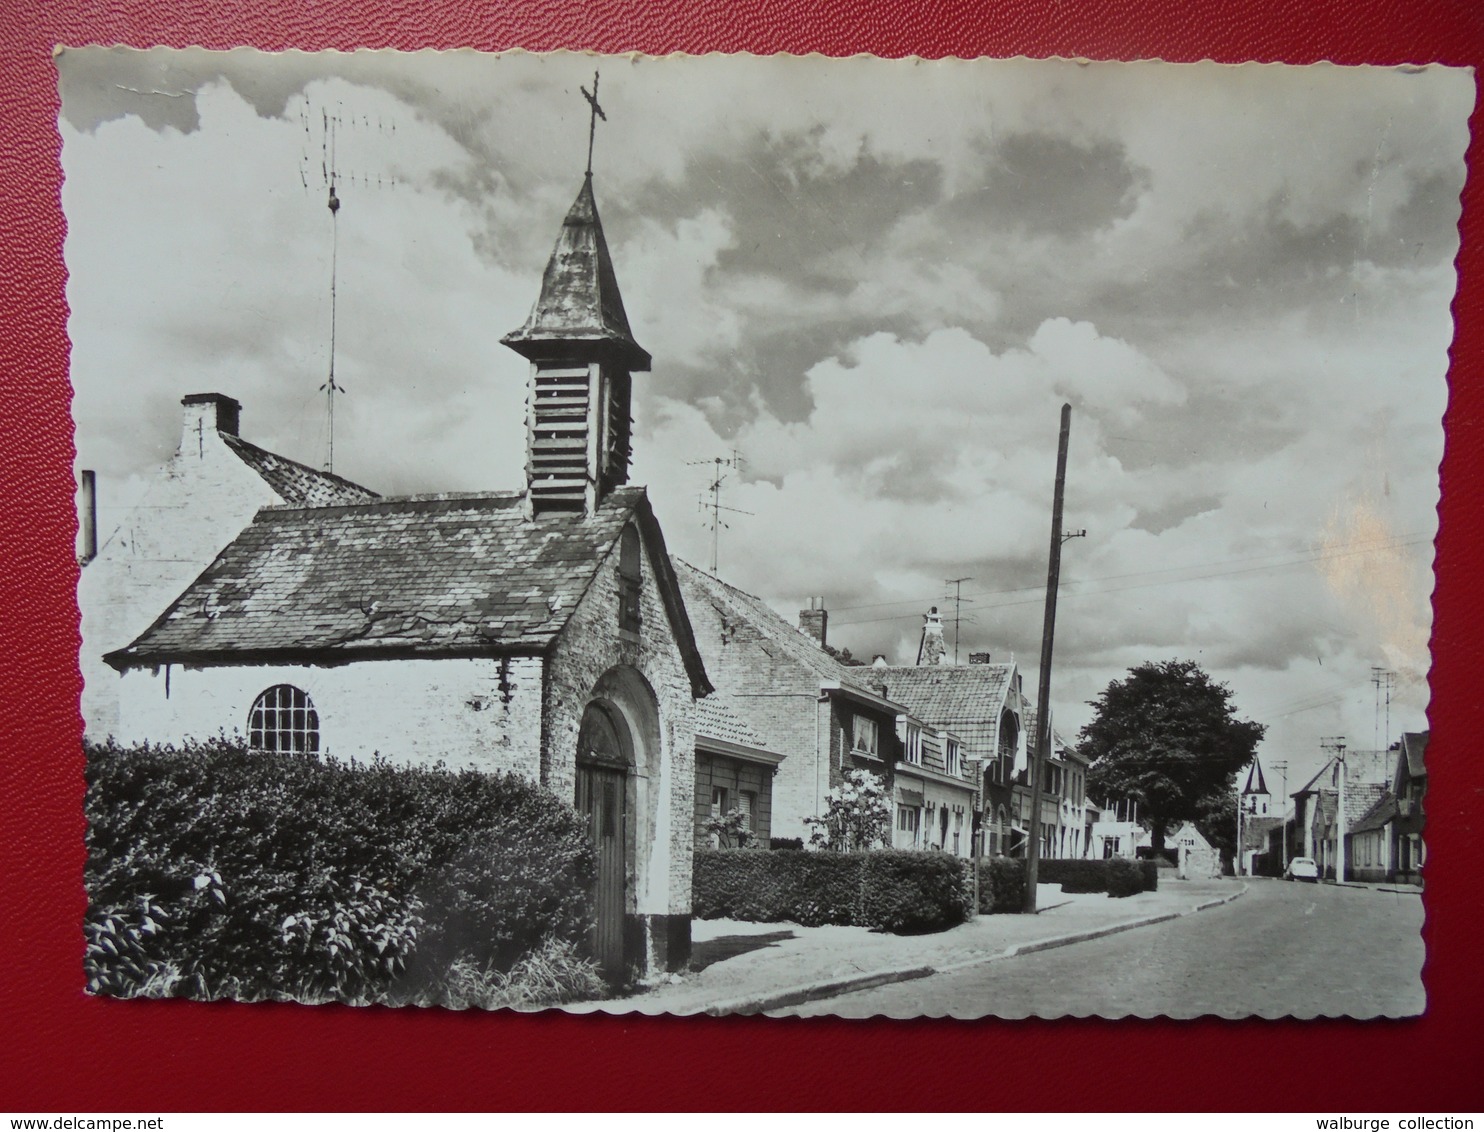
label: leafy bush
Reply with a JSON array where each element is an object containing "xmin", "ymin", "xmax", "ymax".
[
  {"xmin": 804, "ymin": 769, "xmax": 891, "ymax": 852},
  {"xmin": 1106, "ymin": 857, "xmax": 1148, "ymax": 898},
  {"xmin": 860, "ymin": 852, "xmax": 972, "ymax": 933},
  {"xmin": 84, "ymin": 738, "xmax": 596, "ymax": 1005},
  {"xmin": 1140, "ymin": 859, "xmax": 1161, "ymax": 891},
  {"xmin": 978, "ymin": 858, "xmax": 1027, "ymax": 914},
  {"xmin": 693, "ymin": 848, "xmax": 969, "ymax": 933},
  {"xmin": 1035, "ymin": 858, "xmax": 1160, "ymax": 896}
]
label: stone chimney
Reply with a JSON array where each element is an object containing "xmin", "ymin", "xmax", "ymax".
[
  {"xmin": 798, "ymin": 596, "xmax": 827, "ymax": 647},
  {"xmin": 917, "ymin": 606, "xmax": 946, "ymax": 666},
  {"xmin": 968, "ymin": 651, "xmax": 992, "ymax": 665},
  {"xmin": 181, "ymin": 393, "xmax": 241, "ymax": 446}
]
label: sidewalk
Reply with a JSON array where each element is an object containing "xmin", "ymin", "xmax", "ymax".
[{"xmin": 569, "ymin": 877, "xmax": 1247, "ymax": 1017}]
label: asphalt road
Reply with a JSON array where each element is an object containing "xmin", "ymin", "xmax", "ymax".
[{"xmin": 781, "ymin": 878, "xmax": 1426, "ymax": 1020}]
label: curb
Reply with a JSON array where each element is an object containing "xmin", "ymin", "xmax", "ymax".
[{"xmin": 701, "ymin": 883, "xmax": 1250, "ymax": 1016}]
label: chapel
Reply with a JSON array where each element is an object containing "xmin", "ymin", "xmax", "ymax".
[{"xmin": 102, "ymin": 169, "xmax": 710, "ymax": 978}]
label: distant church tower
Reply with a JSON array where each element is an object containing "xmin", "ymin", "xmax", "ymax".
[
  {"xmin": 501, "ymin": 173, "xmax": 651, "ymax": 516},
  {"xmin": 917, "ymin": 606, "xmax": 947, "ymax": 666},
  {"xmin": 1241, "ymin": 756, "xmax": 1271, "ymax": 817}
]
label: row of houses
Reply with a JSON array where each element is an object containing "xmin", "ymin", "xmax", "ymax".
[
  {"xmin": 77, "ymin": 163, "xmax": 1093, "ymax": 980},
  {"xmin": 1275, "ymin": 733, "xmax": 1428, "ymax": 884}
]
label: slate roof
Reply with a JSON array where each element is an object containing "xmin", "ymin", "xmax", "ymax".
[
  {"xmin": 1351, "ymin": 791, "xmax": 1399, "ymax": 835},
  {"xmin": 1312, "ymin": 782, "xmax": 1390, "ymax": 835},
  {"xmin": 109, "ymin": 486, "xmax": 711, "ymax": 697},
  {"xmin": 221, "ymin": 433, "xmax": 379, "ymax": 507},
  {"xmin": 869, "ymin": 665, "xmax": 1016, "ymax": 763},
  {"xmin": 501, "ymin": 176, "xmax": 651, "ymax": 371},
  {"xmin": 693, "ymin": 694, "xmax": 774, "ymax": 754},
  {"xmin": 1399, "ymin": 731, "xmax": 1429, "ymax": 780},
  {"xmin": 673, "ymin": 560, "xmax": 885, "ymax": 700}
]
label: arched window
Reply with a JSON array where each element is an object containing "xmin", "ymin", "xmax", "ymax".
[
  {"xmin": 617, "ymin": 525, "xmax": 642, "ymax": 634},
  {"xmin": 248, "ymin": 684, "xmax": 320, "ymax": 755}
]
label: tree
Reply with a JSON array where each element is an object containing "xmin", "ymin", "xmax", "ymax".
[
  {"xmin": 1081, "ymin": 659, "xmax": 1265, "ymax": 854},
  {"xmin": 805, "ymin": 769, "xmax": 891, "ymax": 852}
]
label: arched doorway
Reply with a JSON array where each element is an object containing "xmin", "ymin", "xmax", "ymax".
[{"xmin": 576, "ymin": 701, "xmax": 630, "ymax": 978}]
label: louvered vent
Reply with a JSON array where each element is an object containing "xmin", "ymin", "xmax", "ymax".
[{"xmin": 530, "ymin": 365, "xmax": 591, "ymax": 511}]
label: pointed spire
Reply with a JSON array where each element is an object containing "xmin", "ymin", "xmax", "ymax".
[
  {"xmin": 1242, "ymin": 757, "xmax": 1269, "ymax": 796},
  {"xmin": 501, "ymin": 177, "xmax": 651, "ymax": 372}
]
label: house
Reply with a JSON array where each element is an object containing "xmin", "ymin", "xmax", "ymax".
[
  {"xmin": 1171, "ymin": 821, "xmax": 1221, "ymax": 879},
  {"xmin": 1089, "ymin": 798, "xmax": 1151, "ymax": 860},
  {"xmin": 76, "ymin": 393, "xmax": 378, "ymax": 739},
  {"xmin": 1347, "ymin": 791, "xmax": 1399, "ymax": 882},
  {"xmin": 675, "ymin": 572, "xmax": 980, "ymax": 853},
  {"xmin": 101, "ymin": 171, "xmax": 711, "ymax": 979},
  {"xmin": 1390, "ymin": 730, "xmax": 1428, "ymax": 884},
  {"xmin": 866, "ymin": 646, "xmax": 1027, "ymax": 858},
  {"xmin": 1289, "ymin": 747, "xmax": 1392, "ymax": 873},
  {"xmin": 693, "ymin": 693, "xmax": 784, "ymax": 848}
]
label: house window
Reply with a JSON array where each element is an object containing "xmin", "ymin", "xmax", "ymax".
[
  {"xmin": 711, "ymin": 785, "xmax": 729, "ymax": 817},
  {"xmin": 896, "ymin": 804, "xmax": 920, "ymax": 846},
  {"xmin": 953, "ymin": 810, "xmax": 963, "ymax": 855},
  {"xmin": 945, "ymin": 738, "xmax": 961, "ymax": 776},
  {"xmin": 617, "ymin": 525, "xmax": 642, "ymax": 634},
  {"xmin": 852, "ymin": 714, "xmax": 879, "ymax": 757},
  {"xmin": 738, "ymin": 790, "xmax": 757, "ymax": 836},
  {"xmin": 903, "ymin": 723, "xmax": 922, "ymax": 765},
  {"xmin": 248, "ymin": 684, "xmax": 320, "ymax": 755}
]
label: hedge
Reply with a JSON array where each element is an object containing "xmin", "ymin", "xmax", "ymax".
[
  {"xmin": 1035, "ymin": 858, "xmax": 1160, "ymax": 897},
  {"xmin": 693, "ymin": 849, "xmax": 970, "ymax": 933},
  {"xmin": 978, "ymin": 857, "xmax": 1027, "ymax": 913},
  {"xmin": 84, "ymin": 738, "xmax": 596, "ymax": 1004}
]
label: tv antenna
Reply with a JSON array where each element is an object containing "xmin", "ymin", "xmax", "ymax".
[
  {"xmin": 298, "ymin": 101, "xmax": 399, "ymax": 473},
  {"xmin": 1370, "ymin": 666, "xmax": 1395, "ymax": 752},
  {"xmin": 944, "ymin": 576, "xmax": 975, "ymax": 664},
  {"xmin": 690, "ymin": 451, "xmax": 752, "ymax": 575}
]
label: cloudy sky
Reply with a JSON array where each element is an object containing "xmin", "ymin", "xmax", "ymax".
[{"xmin": 59, "ymin": 49, "xmax": 1471, "ymax": 795}]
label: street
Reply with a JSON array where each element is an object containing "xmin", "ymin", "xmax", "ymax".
[{"xmin": 779, "ymin": 879, "xmax": 1425, "ymax": 1019}]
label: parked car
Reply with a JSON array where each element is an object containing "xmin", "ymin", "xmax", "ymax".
[{"xmin": 1284, "ymin": 856, "xmax": 1319, "ymax": 882}]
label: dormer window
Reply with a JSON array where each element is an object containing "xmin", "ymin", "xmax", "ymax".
[
  {"xmin": 617, "ymin": 526, "xmax": 641, "ymax": 635},
  {"xmin": 851, "ymin": 714, "xmax": 879, "ymax": 758},
  {"xmin": 903, "ymin": 722, "xmax": 922, "ymax": 765},
  {"xmin": 945, "ymin": 738, "xmax": 961, "ymax": 776}
]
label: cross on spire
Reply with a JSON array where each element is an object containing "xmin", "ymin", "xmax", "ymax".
[{"xmin": 581, "ymin": 71, "xmax": 606, "ymax": 177}]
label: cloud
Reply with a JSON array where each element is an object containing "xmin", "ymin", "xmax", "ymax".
[{"xmin": 60, "ymin": 48, "xmax": 1467, "ymax": 792}]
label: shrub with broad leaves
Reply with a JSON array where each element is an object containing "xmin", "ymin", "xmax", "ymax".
[{"xmin": 84, "ymin": 738, "xmax": 598, "ymax": 1006}]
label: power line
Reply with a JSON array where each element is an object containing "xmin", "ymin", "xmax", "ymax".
[
  {"xmin": 828, "ymin": 529, "xmax": 1430, "ymax": 616},
  {"xmin": 831, "ymin": 534, "xmax": 1428, "ymax": 627}
]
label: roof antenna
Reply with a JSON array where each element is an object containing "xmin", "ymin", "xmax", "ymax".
[
  {"xmin": 690, "ymin": 450, "xmax": 752, "ymax": 575},
  {"xmin": 299, "ymin": 100, "xmax": 399, "ymax": 473}
]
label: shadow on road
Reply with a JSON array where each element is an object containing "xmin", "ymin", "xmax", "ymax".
[{"xmin": 690, "ymin": 930, "xmax": 796, "ymax": 972}]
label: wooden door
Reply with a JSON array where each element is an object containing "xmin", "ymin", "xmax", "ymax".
[{"xmin": 576, "ymin": 764, "xmax": 627, "ymax": 978}]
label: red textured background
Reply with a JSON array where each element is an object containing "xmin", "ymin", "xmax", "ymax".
[{"xmin": 3, "ymin": 0, "xmax": 1481, "ymax": 1113}]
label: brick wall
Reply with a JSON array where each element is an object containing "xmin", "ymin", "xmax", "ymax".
[{"xmin": 547, "ymin": 513, "xmax": 697, "ymax": 932}]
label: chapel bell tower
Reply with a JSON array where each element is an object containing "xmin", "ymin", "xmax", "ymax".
[{"xmin": 502, "ymin": 76, "xmax": 650, "ymax": 516}]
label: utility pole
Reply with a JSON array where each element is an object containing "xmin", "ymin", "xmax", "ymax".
[
  {"xmin": 1025, "ymin": 404, "xmax": 1078, "ymax": 913},
  {"xmin": 1235, "ymin": 777, "xmax": 1244, "ymax": 876},
  {"xmin": 1270, "ymin": 759, "xmax": 1288, "ymax": 870},
  {"xmin": 1322, "ymin": 736, "xmax": 1347, "ymax": 882},
  {"xmin": 945, "ymin": 576, "xmax": 973, "ymax": 664}
]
